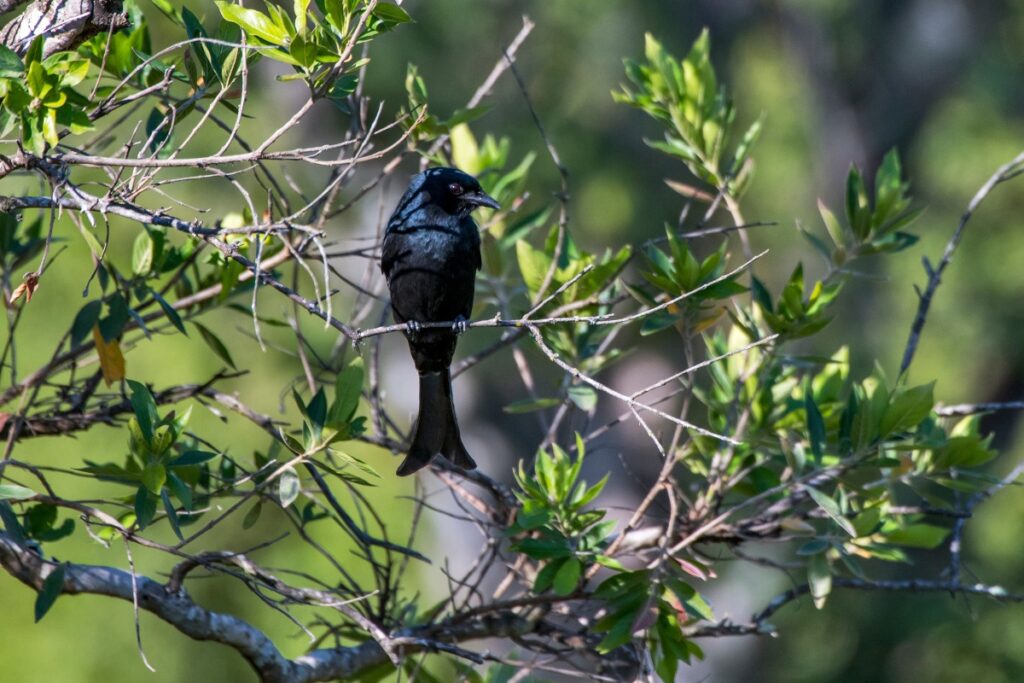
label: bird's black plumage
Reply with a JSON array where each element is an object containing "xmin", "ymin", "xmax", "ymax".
[{"xmin": 381, "ymin": 167, "xmax": 499, "ymax": 476}]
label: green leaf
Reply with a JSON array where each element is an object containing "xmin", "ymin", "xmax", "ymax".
[
  {"xmin": 0, "ymin": 45, "xmax": 24, "ymax": 78},
  {"xmin": 532, "ymin": 558, "xmax": 562, "ymax": 594},
  {"xmin": 149, "ymin": 0, "xmax": 182, "ymax": 25},
  {"xmin": 150, "ymin": 289, "xmax": 186, "ymax": 335},
  {"xmin": 372, "ymin": 2, "xmax": 413, "ymax": 26},
  {"xmin": 134, "ymin": 487, "xmax": 156, "ymax": 529},
  {"xmin": 935, "ymin": 435, "xmax": 996, "ymax": 469},
  {"xmin": 278, "ymin": 467, "xmax": 300, "ymax": 508},
  {"xmin": 99, "ymin": 293, "xmax": 130, "ymax": 342},
  {"xmin": 293, "ymin": 0, "xmax": 310, "ymax": 33},
  {"xmin": 306, "ymin": 388, "xmax": 327, "ymax": 435},
  {"xmin": 880, "ymin": 382, "xmax": 934, "ymax": 436},
  {"xmin": 26, "ymin": 61, "xmax": 44, "ymax": 96},
  {"xmin": 41, "ymin": 108, "xmax": 58, "ymax": 147},
  {"xmin": 192, "ymin": 321, "xmax": 236, "ymax": 369},
  {"xmin": 596, "ymin": 608, "xmax": 640, "ymax": 653},
  {"xmin": 34, "ymin": 563, "xmax": 65, "ymax": 622},
  {"xmin": 873, "ymin": 149, "xmax": 904, "ymax": 224},
  {"xmin": 503, "ymin": 398, "xmax": 561, "ymax": 414},
  {"xmin": 572, "ymin": 473, "xmax": 609, "ymax": 510},
  {"xmin": 807, "ymin": 554, "xmax": 831, "ymax": 609},
  {"xmin": 132, "ymin": 231, "xmax": 153, "ymax": 276},
  {"xmin": 0, "ymin": 501, "xmax": 26, "ymax": 543},
  {"xmin": 797, "ymin": 539, "xmax": 830, "ymax": 556},
  {"xmin": 169, "ymin": 450, "xmax": 218, "ymax": 467},
  {"xmin": 852, "ymin": 507, "xmax": 882, "ymax": 537},
  {"xmin": 126, "ymin": 380, "xmax": 158, "ymax": 442},
  {"xmin": 845, "ymin": 165, "xmax": 870, "ymax": 239},
  {"xmin": 70, "ymin": 300, "xmax": 102, "ymax": 347},
  {"xmin": 729, "ymin": 115, "xmax": 763, "ymax": 175},
  {"xmin": 594, "ymin": 554, "xmax": 626, "ymax": 571},
  {"xmin": 567, "ymin": 385, "xmax": 597, "ymax": 412},
  {"xmin": 329, "ymin": 357, "xmax": 363, "ymax": 426},
  {"xmin": 0, "ymin": 484, "xmax": 36, "ymax": 501},
  {"xmin": 838, "ymin": 390, "xmax": 857, "ymax": 454},
  {"xmin": 326, "ymin": 73, "xmax": 359, "ymax": 108},
  {"xmin": 552, "ymin": 557, "xmax": 581, "ymax": 596},
  {"xmin": 515, "ymin": 239, "xmax": 551, "ymax": 299},
  {"xmin": 805, "ymin": 387, "xmax": 826, "ymax": 462},
  {"xmin": 141, "ymin": 462, "xmax": 166, "ymax": 495},
  {"xmin": 289, "ymin": 31, "xmax": 315, "ymax": 68},
  {"xmin": 513, "ymin": 537, "xmax": 571, "ymax": 559},
  {"xmin": 144, "ymin": 107, "xmax": 173, "ymax": 158},
  {"xmin": 242, "ymin": 502, "xmax": 262, "ymax": 529},
  {"xmin": 216, "ymin": 1, "xmax": 289, "ymax": 45},
  {"xmin": 161, "ymin": 488, "xmax": 184, "ymax": 541},
  {"xmin": 750, "ymin": 276, "xmax": 773, "ymax": 314},
  {"xmin": 806, "ymin": 487, "xmax": 855, "ymax": 537},
  {"xmin": 885, "ymin": 523, "xmax": 950, "ymax": 549},
  {"xmin": 818, "ymin": 200, "xmax": 845, "ymax": 249},
  {"xmin": 681, "ymin": 590, "xmax": 714, "ymax": 622},
  {"xmin": 167, "ymin": 470, "xmax": 192, "ymax": 510},
  {"xmin": 851, "ymin": 376, "xmax": 888, "ymax": 451}
]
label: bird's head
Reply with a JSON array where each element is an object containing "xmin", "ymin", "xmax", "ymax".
[{"xmin": 417, "ymin": 167, "xmax": 500, "ymax": 218}]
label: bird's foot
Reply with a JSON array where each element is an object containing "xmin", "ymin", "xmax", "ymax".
[
  {"xmin": 451, "ymin": 315, "xmax": 469, "ymax": 335},
  {"xmin": 406, "ymin": 320, "xmax": 423, "ymax": 335}
]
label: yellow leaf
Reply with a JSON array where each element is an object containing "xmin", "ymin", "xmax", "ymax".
[
  {"xmin": 92, "ymin": 326, "xmax": 125, "ymax": 386},
  {"xmin": 449, "ymin": 123, "xmax": 480, "ymax": 176},
  {"xmin": 692, "ymin": 307, "xmax": 725, "ymax": 333}
]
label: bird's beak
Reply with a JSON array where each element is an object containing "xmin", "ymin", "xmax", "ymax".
[{"xmin": 466, "ymin": 190, "xmax": 500, "ymax": 211}]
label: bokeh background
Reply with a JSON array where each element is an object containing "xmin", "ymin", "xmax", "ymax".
[{"xmin": 1, "ymin": 0, "xmax": 1023, "ymax": 681}]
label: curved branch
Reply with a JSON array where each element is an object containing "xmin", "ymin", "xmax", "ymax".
[
  {"xmin": 0, "ymin": 530, "xmax": 535, "ymax": 682},
  {"xmin": 899, "ymin": 149, "xmax": 1024, "ymax": 376}
]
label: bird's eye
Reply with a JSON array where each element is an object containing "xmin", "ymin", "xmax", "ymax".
[{"xmin": 448, "ymin": 182, "xmax": 464, "ymax": 196}]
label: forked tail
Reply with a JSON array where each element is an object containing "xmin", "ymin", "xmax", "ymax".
[{"xmin": 396, "ymin": 369, "xmax": 477, "ymax": 476}]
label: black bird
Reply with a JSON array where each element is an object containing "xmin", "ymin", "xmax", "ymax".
[{"xmin": 381, "ymin": 167, "xmax": 499, "ymax": 476}]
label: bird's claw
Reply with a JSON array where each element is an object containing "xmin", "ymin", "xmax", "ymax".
[
  {"xmin": 406, "ymin": 320, "xmax": 423, "ymax": 335},
  {"xmin": 452, "ymin": 316, "xmax": 469, "ymax": 335}
]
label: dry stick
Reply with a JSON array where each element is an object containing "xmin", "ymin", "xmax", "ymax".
[
  {"xmin": 525, "ymin": 324, "xmax": 738, "ymax": 445},
  {"xmin": 55, "ymin": 133, "xmax": 403, "ymax": 168},
  {"xmin": 681, "ymin": 577, "xmax": 1024, "ymax": 640},
  {"xmin": 590, "ymin": 335, "xmax": 780, "ymax": 571},
  {"xmin": 949, "ymin": 458, "xmax": 1024, "ymax": 584},
  {"xmin": 679, "ymin": 220, "xmax": 776, "ymax": 239},
  {"xmin": 123, "ymin": 538, "xmax": 157, "ymax": 672},
  {"xmin": 899, "ymin": 149, "xmax": 1024, "ymax": 376},
  {"xmin": 630, "ymin": 335, "xmax": 778, "ymax": 399},
  {"xmin": 192, "ymin": 384, "xmax": 427, "ymax": 564},
  {"xmin": 935, "ymin": 401, "xmax": 1024, "ymax": 417},
  {"xmin": 355, "ymin": 249, "xmax": 767, "ymax": 340},
  {"xmin": 668, "ymin": 452, "xmax": 874, "ymax": 556},
  {"xmin": 214, "ymin": 31, "xmax": 249, "ymax": 158}
]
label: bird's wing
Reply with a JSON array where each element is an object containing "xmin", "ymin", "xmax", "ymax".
[{"xmin": 380, "ymin": 232, "xmax": 401, "ymax": 277}]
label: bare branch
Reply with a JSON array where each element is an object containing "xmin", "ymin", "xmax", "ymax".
[{"xmin": 900, "ymin": 149, "xmax": 1024, "ymax": 376}]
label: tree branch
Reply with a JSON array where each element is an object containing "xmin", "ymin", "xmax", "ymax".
[
  {"xmin": 899, "ymin": 149, "xmax": 1024, "ymax": 376},
  {"xmin": 0, "ymin": 0, "xmax": 127, "ymax": 57},
  {"xmin": 0, "ymin": 530, "xmax": 538, "ymax": 682}
]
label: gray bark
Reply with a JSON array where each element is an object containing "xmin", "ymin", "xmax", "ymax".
[{"xmin": 0, "ymin": 0, "xmax": 127, "ymax": 57}]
